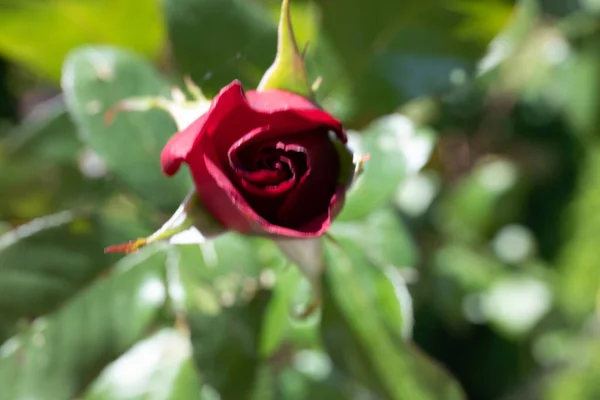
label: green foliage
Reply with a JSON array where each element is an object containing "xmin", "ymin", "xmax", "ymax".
[
  {"xmin": 331, "ymin": 208, "xmax": 417, "ymax": 269},
  {"xmin": 2, "ymin": 0, "xmax": 600, "ymax": 399},
  {"xmin": 558, "ymin": 142, "xmax": 600, "ymax": 321},
  {"xmin": 190, "ymin": 289, "xmax": 271, "ymax": 398},
  {"xmin": 0, "ymin": 246, "xmax": 169, "ymax": 400},
  {"xmin": 336, "ymin": 118, "xmax": 408, "ymax": 221},
  {"xmin": 544, "ymin": 334, "xmax": 600, "ymax": 400},
  {"xmin": 62, "ymin": 47, "xmax": 192, "ymax": 211},
  {"xmin": 163, "ymin": 0, "xmax": 512, "ymax": 126},
  {"xmin": 165, "ymin": 0, "xmax": 278, "ymax": 95},
  {"xmin": 0, "ymin": 99, "xmax": 110, "ymax": 221},
  {"xmin": 317, "ymin": 0, "xmax": 513, "ymax": 125},
  {"xmin": 0, "ymin": 212, "xmax": 147, "ymax": 342},
  {"xmin": 83, "ymin": 329, "xmax": 201, "ymax": 400},
  {"xmin": 176, "ymin": 237, "xmax": 268, "ymax": 398},
  {"xmin": 0, "ymin": 0, "xmax": 165, "ymax": 81},
  {"xmin": 322, "ymin": 236, "xmax": 463, "ymax": 399}
]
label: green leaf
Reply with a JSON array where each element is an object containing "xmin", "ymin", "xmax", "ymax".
[
  {"xmin": 0, "ymin": 246, "xmax": 169, "ymax": 400},
  {"xmin": 317, "ymin": 0, "xmax": 512, "ymax": 125},
  {"xmin": 165, "ymin": 0, "xmax": 277, "ymax": 94},
  {"xmin": 188, "ymin": 289, "xmax": 271, "ymax": 399},
  {"xmin": 0, "ymin": 99, "xmax": 115, "ymax": 221},
  {"xmin": 558, "ymin": 142, "xmax": 600, "ymax": 321},
  {"xmin": 338, "ymin": 117, "xmax": 409, "ymax": 221},
  {"xmin": 562, "ymin": 31, "xmax": 600, "ymax": 137},
  {"xmin": 405, "ymin": 345, "xmax": 470, "ymax": 399},
  {"xmin": 481, "ymin": 276, "xmax": 552, "ymax": 338},
  {"xmin": 261, "ymin": 261, "xmax": 320, "ymax": 357},
  {"xmin": 434, "ymin": 244, "xmax": 505, "ymax": 292},
  {"xmin": 255, "ymin": 239, "xmax": 378, "ymax": 399},
  {"xmin": 321, "ymin": 236, "xmax": 464, "ymax": 400},
  {"xmin": 0, "ymin": 212, "xmax": 150, "ymax": 344},
  {"xmin": 175, "ymin": 234, "xmax": 264, "ymax": 313},
  {"xmin": 434, "ymin": 156, "xmax": 524, "ymax": 243},
  {"xmin": 543, "ymin": 335, "xmax": 600, "ymax": 400},
  {"xmin": 62, "ymin": 46, "xmax": 192, "ymax": 211},
  {"xmin": 257, "ymin": 0, "xmax": 312, "ymax": 98},
  {"xmin": 331, "ymin": 207, "xmax": 417, "ymax": 270},
  {"xmin": 175, "ymin": 234, "xmax": 272, "ymax": 399},
  {"xmin": 4, "ymin": 98, "xmax": 80, "ymax": 163},
  {"xmin": 0, "ymin": 0, "xmax": 165, "ymax": 81},
  {"xmin": 251, "ymin": 361, "xmax": 367, "ymax": 400},
  {"xmin": 83, "ymin": 329, "xmax": 201, "ymax": 400}
]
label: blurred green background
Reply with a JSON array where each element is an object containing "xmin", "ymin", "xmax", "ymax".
[{"xmin": 1, "ymin": 0, "xmax": 600, "ymax": 399}]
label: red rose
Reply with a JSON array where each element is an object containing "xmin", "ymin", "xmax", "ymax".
[{"xmin": 160, "ymin": 80, "xmax": 354, "ymax": 238}]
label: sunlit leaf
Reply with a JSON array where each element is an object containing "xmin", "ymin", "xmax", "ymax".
[
  {"xmin": 62, "ymin": 46, "xmax": 191, "ymax": 211},
  {"xmin": 321, "ymin": 236, "xmax": 464, "ymax": 399},
  {"xmin": 331, "ymin": 207, "xmax": 417, "ymax": 270},
  {"xmin": 0, "ymin": 212, "xmax": 150, "ymax": 344},
  {"xmin": 318, "ymin": 0, "xmax": 513, "ymax": 125},
  {"xmin": 558, "ymin": 142, "xmax": 600, "ymax": 321},
  {"xmin": 0, "ymin": 99, "xmax": 113, "ymax": 221},
  {"xmin": 83, "ymin": 329, "xmax": 201, "ymax": 400},
  {"xmin": 0, "ymin": 0, "xmax": 164, "ymax": 80},
  {"xmin": 338, "ymin": 116, "xmax": 411, "ymax": 220},
  {"xmin": 0, "ymin": 246, "xmax": 169, "ymax": 400},
  {"xmin": 175, "ymin": 234, "xmax": 272, "ymax": 398},
  {"xmin": 165, "ymin": 0, "xmax": 277, "ymax": 95}
]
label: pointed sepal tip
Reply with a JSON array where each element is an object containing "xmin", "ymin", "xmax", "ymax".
[{"xmin": 257, "ymin": 0, "xmax": 312, "ymax": 98}]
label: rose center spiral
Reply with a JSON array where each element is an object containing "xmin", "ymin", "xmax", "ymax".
[
  {"xmin": 230, "ymin": 142, "xmax": 308, "ymax": 195},
  {"xmin": 226, "ymin": 139, "xmax": 310, "ymax": 226}
]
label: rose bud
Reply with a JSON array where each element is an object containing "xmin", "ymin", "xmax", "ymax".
[{"xmin": 160, "ymin": 80, "xmax": 354, "ymax": 238}]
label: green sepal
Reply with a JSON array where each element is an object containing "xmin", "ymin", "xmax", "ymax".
[
  {"xmin": 257, "ymin": 0, "xmax": 312, "ymax": 98},
  {"xmin": 330, "ymin": 132, "xmax": 356, "ymax": 187},
  {"xmin": 104, "ymin": 189, "xmax": 224, "ymax": 254}
]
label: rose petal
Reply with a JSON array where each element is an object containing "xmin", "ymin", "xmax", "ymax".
[
  {"xmin": 161, "ymin": 80, "xmax": 248, "ymax": 175},
  {"xmin": 240, "ymin": 175, "xmax": 295, "ymax": 196},
  {"xmin": 160, "ymin": 113, "xmax": 208, "ymax": 176},
  {"xmin": 245, "ymin": 89, "xmax": 319, "ymax": 112},
  {"xmin": 276, "ymin": 130, "xmax": 340, "ymax": 229},
  {"xmin": 238, "ymin": 155, "xmax": 296, "ymax": 197},
  {"xmin": 162, "ymin": 80, "xmax": 346, "ymax": 177},
  {"xmin": 291, "ymin": 185, "xmax": 346, "ymax": 234},
  {"xmin": 241, "ymin": 167, "xmax": 290, "ymax": 186},
  {"xmin": 204, "ymin": 82, "xmax": 346, "ymax": 162},
  {"xmin": 244, "ymin": 90, "xmax": 345, "ymax": 146},
  {"xmin": 227, "ymin": 130, "xmax": 307, "ymax": 200},
  {"xmin": 202, "ymin": 154, "xmax": 333, "ymax": 237}
]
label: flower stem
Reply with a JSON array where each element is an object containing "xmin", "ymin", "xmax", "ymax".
[{"xmin": 104, "ymin": 218, "xmax": 194, "ymax": 254}]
